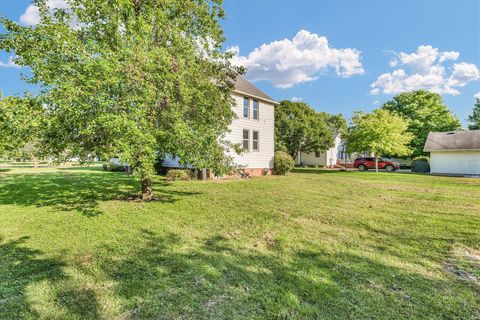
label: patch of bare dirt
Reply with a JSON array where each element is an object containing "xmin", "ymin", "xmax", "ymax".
[{"xmin": 443, "ymin": 245, "xmax": 480, "ymax": 286}]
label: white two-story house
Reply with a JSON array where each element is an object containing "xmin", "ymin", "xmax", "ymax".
[{"xmin": 163, "ymin": 76, "xmax": 278, "ymax": 176}]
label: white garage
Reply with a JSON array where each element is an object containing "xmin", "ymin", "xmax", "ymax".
[{"xmin": 424, "ymin": 131, "xmax": 480, "ymax": 175}]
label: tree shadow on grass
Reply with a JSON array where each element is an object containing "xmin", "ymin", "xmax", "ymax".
[
  {"xmin": 95, "ymin": 230, "xmax": 480, "ymax": 319},
  {"xmin": 1, "ymin": 232, "xmax": 479, "ymax": 319},
  {"xmin": 0, "ymin": 171, "xmax": 200, "ymax": 216},
  {"xmin": 0, "ymin": 237, "xmax": 62, "ymax": 318},
  {"xmin": 57, "ymin": 166, "xmax": 104, "ymax": 172},
  {"xmin": 0, "ymin": 236, "xmax": 102, "ymax": 319}
]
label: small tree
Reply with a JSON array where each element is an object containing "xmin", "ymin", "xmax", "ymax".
[
  {"xmin": 1, "ymin": 0, "xmax": 241, "ymax": 200},
  {"xmin": 275, "ymin": 100, "xmax": 346, "ymax": 159},
  {"xmin": 345, "ymin": 109, "xmax": 413, "ymax": 172},
  {"xmin": 468, "ymin": 98, "xmax": 480, "ymax": 130},
  {"xmin": 382, "ymin": 90, "xmax": 461, "ymax": 157}
]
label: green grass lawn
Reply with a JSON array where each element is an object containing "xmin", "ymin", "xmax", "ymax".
[{"xmin": 0, "ymin": 167, "xmax": 479, "ymax": 319}]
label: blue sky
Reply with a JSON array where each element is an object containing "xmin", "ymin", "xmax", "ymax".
[{"xmin": 1, "ymin": 0, "xmax": 479, "ymax": 125}]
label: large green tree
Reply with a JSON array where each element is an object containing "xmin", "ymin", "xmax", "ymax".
[
  {"xmin": 468, "ymin": 98, "xmax": 480, "ymax": 130},
  {"xmin": 0, "ymin": 96, "xmax": 44, "ymax": 166},
  {"xmin": 382, "ymin": 90, "xmax": 461, "ymax": 157},
  {"xmin": 275, "ymin": 100, "xmax": 346, "ymax": 159},
  {"xmin": 1, "ymin": 0, "xmax": 241, "ymax": 199},
  {"xmin": 345, "ymin": 109, "xmax": 413, "ymax": 172}
]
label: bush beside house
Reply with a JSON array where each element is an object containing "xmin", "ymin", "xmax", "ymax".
[{"xmin": 274, "ymin": 151, "xmax": 294, "ymax": 175}]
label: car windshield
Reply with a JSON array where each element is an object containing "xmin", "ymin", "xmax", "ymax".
[{"xmin": 377, "ymin": 158, "xmax": 384, "ymax": 162}]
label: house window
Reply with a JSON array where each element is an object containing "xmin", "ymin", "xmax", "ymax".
[
  {"xmin": 252, "ymin": 131, "xmax": 259, "ymax": 151},
  {"xmin": 253, "ymin": 100, "xmax": 259, "ymax": 120},
  {"xmin": 243, "ymin": 98, "xmax": 250, "ymax": 118},
  {"xmin": 315, "ymin": 151, "xmax": 321, "ymax": 158},
  {"xmin": 243, "ymin": 129, "xmax": 249, "ymax": 150}
]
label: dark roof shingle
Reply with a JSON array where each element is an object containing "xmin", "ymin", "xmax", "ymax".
[
  {"xmin": 424, "ymin": 130, "xmax": 480, "ymax": 151},
  {"xmin": 234, "ymin": 76, "xmax": 276, "ymax": 103}
]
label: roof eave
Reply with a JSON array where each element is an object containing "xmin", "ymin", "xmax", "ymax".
[
  {"xmin": 424, "ymin": 148, "xmax": 480, "ymax": 152},
  {"xmin": 232, "ymin": 89, "xmax": 279, "ymax": 105}
]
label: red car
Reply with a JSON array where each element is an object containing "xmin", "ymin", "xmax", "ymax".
[{"xmin": 353, "ymin": 157, "xmax": 400, "ymax": 172}]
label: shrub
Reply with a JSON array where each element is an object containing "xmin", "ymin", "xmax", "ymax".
[
  {"xmin": 166, "ymin": 169, "xmax": 191, "ymax": 181},
  {"xmin": 102, "ymin": 163, "xmax": 127, "ymax": 172},
  {"xmin": 411, "ymin": 156, "xmax": 430, "ymax": 173},
  {"xmin": 412, "ymin": 156, "xmax": 429, "ymax": 163},
  {"xmin": 237, "ymin": 169, "xmax": 250, "ymax": 179},
  {"xmin": 274, "ymin": 151, "xmax": 294, "ymax": 175}
]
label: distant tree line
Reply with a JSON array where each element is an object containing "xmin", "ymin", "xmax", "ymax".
[
  {"xmin": 273, "ymin": 90, "xmax": 470, "ymax": 172},
  {"xmin": 468, "ymin": 98, "xmax": 480, "ymax": 130}
]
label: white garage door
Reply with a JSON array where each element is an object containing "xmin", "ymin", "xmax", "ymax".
[{"xmin": 431, "ymin": 152, "xmax": 480, "ymax": 175}]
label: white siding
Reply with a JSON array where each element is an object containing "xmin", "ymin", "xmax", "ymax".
[
  {"xmin": 295, "ymin": 135, "xmax": 342, "ymax": 166},
  {"xmin": 224, "ymin": 93, "xmax": 275, "ymax": 169},
  {"xmin": 163, "ymin": 92, "xmax": 275, "ymax": 169},
  {"xmin": 430, "ymin": 151, "xmax": 480, "ymax": 175},
  {"xmin": 296, "ymin": 151, "xmax": 327, "ymax": 166}
]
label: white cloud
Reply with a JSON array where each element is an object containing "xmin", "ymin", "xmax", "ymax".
[
  {"xmin": 371, "ymin": 45, "xmax": 479, "ymax": 95},
  {"xmin": 439, "ymin": 51, "xmax": 460, "ymax": 63},
  {"xmin": 447, "ymin": 63, "xmax": 480, "ymax": 87},
  {"xmin": 20, "ymin": 0, "xmax": 69, "ymax": 26},
  {"xmin": 290, "ymin": 97, "xmax": 303, "ymax": 102},
  {"xmin": 20, "ymin": 5, "xmax": 41, "ymax": 25},
  {"xmin": 229, "ymin": 30, "xmax": 364, "ymax": 88},
  {"xmin": 475, "ymin": 92, "xmax": 480, "ymax": 99},
  {"xmin": 389, "ymin": 59, "xmax": 399, "ymax": 68},
  {"xmin": 0, "ymin": 56, "xmax": 20, "ymax": 68}
]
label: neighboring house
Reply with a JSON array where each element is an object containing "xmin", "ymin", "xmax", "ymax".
[
  {"xmin": 295, "ymin": 134, "xmax": 342, "ymax": 167},
  {"xmin": 424, "ymin": 130, "xmax": 480, "ymax": 175},
  {"xmin": 163, "ymin": 76, "xmax": 278, "ymax": 176}
]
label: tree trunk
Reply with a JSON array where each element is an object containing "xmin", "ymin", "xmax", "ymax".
[
  {"xmin": 375, "ymin": 156, "xmax": 379, "ymax": 173},
  {"xmin": 200, "ymin": 169, "xmax": 207, "ymax": 181},
  {"xmin": 141, "ymin": 175, "xmax": 153, "ymax": 200},
  {"xmin": 28, "ymin": 151, "xmax": 38, "ymax": 168},
  {"xmin": 294, "ymin": 149, "xmax": 300, "ymax": 163}
]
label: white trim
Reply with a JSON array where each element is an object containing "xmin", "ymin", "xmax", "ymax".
[
  {"xmin": 252, "ymin": 130, "xmax": 259, "ymax": 152},
  {"xmin": 243, "ymin": 97, "xmax": 250, "ymax": 119},
  {"xmin": 242, "ymin": 129, "xmax": 250, "ymax": 152}
]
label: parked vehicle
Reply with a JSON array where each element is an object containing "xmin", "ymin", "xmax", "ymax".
[{"xmin": 353, "ymin": 157, "xmax": 400, "ymax": 172}]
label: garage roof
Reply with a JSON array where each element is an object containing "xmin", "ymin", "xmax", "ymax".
[{"xmin": 424, "ymin": 130, "xmax": 480, "ymax": 152}]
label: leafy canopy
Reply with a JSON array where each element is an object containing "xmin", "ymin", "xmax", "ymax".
[
  {"xmin": 275, "ymin": 100, "xmax": 346, "ymax": 158},
  {"xmin": 0, "ymin": 0, "xmax": 241, "ymax": 198},
  {"xmin": 468, "ymin": 98, "xmax": 480, "ymax": 130},
  {"xmin": 382, "ymin": 90, "xmax": 461, "ymax": 157},
  {"xmin": 345, "ymin": 109, "xmax": 413, "ymax": 159},
  {"xmin": 0, "ymin": 96, "xmax": 44, "ymax": 160}
]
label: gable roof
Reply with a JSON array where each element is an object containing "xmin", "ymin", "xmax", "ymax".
[
  {"xmin": 233, "ymin": 76, "xmax": 278, "ymax": 105},
  {"xmin": 424, "ymin": 130, "xmax": 480, "ymax": 152}
]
